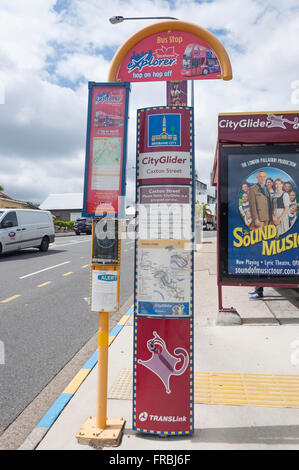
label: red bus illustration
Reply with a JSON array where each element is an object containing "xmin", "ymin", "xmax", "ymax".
[
  {"xmin": 181, "ymin": 44, "xmax": 220, "ymax": 77},
  {"xmin": 94, "ymin": 111, "xmax": 123, "ymax": 127}
]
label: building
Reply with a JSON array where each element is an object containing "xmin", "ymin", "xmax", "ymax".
[
  {"xmin": 194, "ymin": 173, "xmax": 217, "ymax": 226},
  {"xmin": 0, "ymin": 192, "xmax": 39, "ymax": 210},
  {"xmin": 195, "ymin": 172, "xmax": 217, "ymax": 204},
  {"xmin": 39, "ymin": 193, "xmax": 83, "ymax": 221}
]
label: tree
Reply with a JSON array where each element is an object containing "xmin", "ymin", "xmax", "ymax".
[
  {"xmin": 0, "ymin": 185, "xmax": 4, "ymax": 191},
  {"xmin": 196, "ymin": 203, "xmax": 212, "ymax": 220}
]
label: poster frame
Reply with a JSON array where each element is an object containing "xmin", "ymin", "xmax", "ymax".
[
  {"xmin": 218, "ymin": 142, "xmax": 299, "ymax": 287},
  {"xmin": 82, "ymin": 81, "xmax": 131, "ymax": 218}
]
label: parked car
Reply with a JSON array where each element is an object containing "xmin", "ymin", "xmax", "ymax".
[
  {"xmin": 0, "ymin": 209, "xmax": 55, "ymax": 254},
  {"xmin": 203, "ymin": 221, "xmax": 216, "ymax": 231},
  {"xmin": 74, "ymin": 217, "xmax": 92, "ymax": 235}
]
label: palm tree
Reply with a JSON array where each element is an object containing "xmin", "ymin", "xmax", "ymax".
[{"xmin": 196, "ymin": 202, "xmax": 212, "ymax": 220}]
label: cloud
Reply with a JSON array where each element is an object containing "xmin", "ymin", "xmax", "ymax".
[{"xmin": 0, "ymin": 0, "xmax": 298, "ymax": 205}]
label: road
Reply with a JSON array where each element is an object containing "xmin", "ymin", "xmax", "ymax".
[{"xmin": 0, "ymin": 234, "xmax": 134, "ymax": 433}]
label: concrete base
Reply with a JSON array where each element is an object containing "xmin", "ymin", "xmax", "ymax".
[
  {"xmin": 216, "ymin": 309, "xmax": 242, "ymax": 326},
  {"xmin": 76, "ymin": 417, "xmax": 125, "ymax": 449}
]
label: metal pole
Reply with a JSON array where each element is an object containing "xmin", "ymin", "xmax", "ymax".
[
  {"xmin": 191, "ymin": 80, "xmax": 194, "ymax": 110},
  {"xmin": 96, "ymin": 311, "xmax": 109, "ymax": 429}
]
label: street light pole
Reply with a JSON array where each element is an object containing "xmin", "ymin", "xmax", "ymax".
[{"xmin": 109, "ymin": 15, "xmax": 178, "ymax": 24}]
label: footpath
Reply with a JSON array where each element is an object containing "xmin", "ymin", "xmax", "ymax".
[{"xmin": 20, "ymin": 235, "xmax": 299, "ymax": 450}]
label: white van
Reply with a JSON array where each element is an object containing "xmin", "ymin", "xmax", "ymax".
[{"xmin": 0, "ymin": 209, "xmax": 55, "ymax": 254}]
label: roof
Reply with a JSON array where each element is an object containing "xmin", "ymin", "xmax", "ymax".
[
  {"xmin": 40, "ymin": 193, "xmax": 83, "ymax": 211},
  {"xmin": 0, "ymin": 192, "xmax": 13, "ymax": 200}
]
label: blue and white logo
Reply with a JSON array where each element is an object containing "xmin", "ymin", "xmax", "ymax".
[
  {"xmin": 95, "ymin": 92, "xmax": 121, "ymax": 104},
  {"xmin": 148, "ymin": 114, "xmax": 181, "ymax": 147},
  {"xmin": 97, "ymin": 274, "xmax": 117, "ymax": 282}
]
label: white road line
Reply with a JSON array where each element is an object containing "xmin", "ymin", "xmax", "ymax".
[
  {"xmin": 19, "ymin": 261, "xmax": 71, "ymax": 279},
  {"xmin": 52, "ymin": 240, "xmax": 90, "ymax": 248}
]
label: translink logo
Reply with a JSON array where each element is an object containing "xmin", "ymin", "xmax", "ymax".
[{"xmin": 138, "ymin": 411, "xmax": 187, "ymax": 423}]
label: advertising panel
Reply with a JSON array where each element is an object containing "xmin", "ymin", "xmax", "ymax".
[
  {"xmin": 166, "ymin": 80, "xmax": 188, "ymax": 106},
  {"xmin": 137, "ymin": 107, "xmax": 193, "ymax": 186},
  {"xmin": 133, "ymin": 317, "xmax": 193, "ymax": 435},
  {"xmin": 219, "ymin": 144, "xmax": 299, "ymax": 285},
  {"xmin": 83, "ymin": 82, "xmax": 130, "ymax": 218},
  {"xmin": 117, "ymin": 30, "xmax": 222, "ymax": 83}
]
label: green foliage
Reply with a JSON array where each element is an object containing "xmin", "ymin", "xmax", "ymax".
[
  {"xmin": 196, "ymin": 203, "xmax": 212, "ymax": 219},
  {"xmin": 0, "ymin": 185, "xmax": 4, "ymax": 191},
  {"xmin": 54, "ymin": 220, "xmax": 74, "ymax": 230}
]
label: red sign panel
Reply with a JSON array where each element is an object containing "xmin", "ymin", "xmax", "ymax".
[
  {"xmin": 133, "ymin": 317, "xmax": 193, "ymax": 435},
  {"xmin": 137, "ymin": 107, "xmax": 193, "ymax": 186},
  {"xmin": 83, "ymin": 82, "xmax": 130, "ymax": 217},
  {"xmin": 117, "ymin": 30, "xmax": 222, "ymax": 83},
  {"xmin": 218, "ymin": 112, "xmax": 299, "ymax": 144}
]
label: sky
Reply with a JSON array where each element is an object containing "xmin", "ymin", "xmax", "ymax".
[{"xmin": 0, "ymin": 0, "xmax": 299, "ymax": 206}]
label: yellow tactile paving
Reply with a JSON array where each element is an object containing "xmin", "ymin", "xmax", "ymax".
[
  {"xmin": 194, "ymin": 372, "xmax": 299, "ymax": 408},
  {"xmin": 109, "ymin": 368, "xmax": 133, "ymax": 400},
  {"xmin": 109, "ymin": 369, "xmax": 299, "ymax": 408}
]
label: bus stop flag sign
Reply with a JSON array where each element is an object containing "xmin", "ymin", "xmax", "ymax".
[
  {"xmin": 117, "ymin": 30, "xmax": 222, "ymax": 83},
  {"xmin": 82, "ymin": 82, "xmax": 130, "ymax": 218}
]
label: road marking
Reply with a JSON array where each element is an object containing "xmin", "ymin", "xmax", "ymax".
[
  {"xmin": 52, "ymin": 239, "xmax": 90, "ymax": 248},
  {"xmin": 63, "ymin": 272, "xmax": 73, "ymax": 277},
  {"xmin": 1, "ymin": 294, "xmax": 21, "ymax": 303},
  {"xmin": 37, "ymin": 281, "xmax": 52, "ymax": 288},
  {"xmin": 20, "ymin": 261, "xmax": 71, "ymax": 279},
  {"xmin": 81, "ymin": 264, "xmax": 89, "ymax": 268}
]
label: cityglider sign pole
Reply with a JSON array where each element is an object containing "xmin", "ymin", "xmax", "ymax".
[{"xmin": 107, "ymin": 18, "xmax": 232, "ymax": 437}]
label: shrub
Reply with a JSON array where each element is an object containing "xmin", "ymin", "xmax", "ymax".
[{"xmin": 54, "ymin": 220, "xmax": 74, "ymax": 230}]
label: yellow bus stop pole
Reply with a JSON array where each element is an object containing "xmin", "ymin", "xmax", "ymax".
[
  {"xmin": 96, "ymin": 311, "xmax": 109, "ymax": 429},
  {"xmin": 76, "ymin": 223, "xmax": 125, "ymax": 447}
]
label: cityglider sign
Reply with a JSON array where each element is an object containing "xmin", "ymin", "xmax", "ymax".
[
  {"xmin": 137, "ymin": 107, "xmax": 192, "ymax": 186},
  {"xmin": 218, "ymin": 112, "xmax": 299, "ymax": 144}
]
